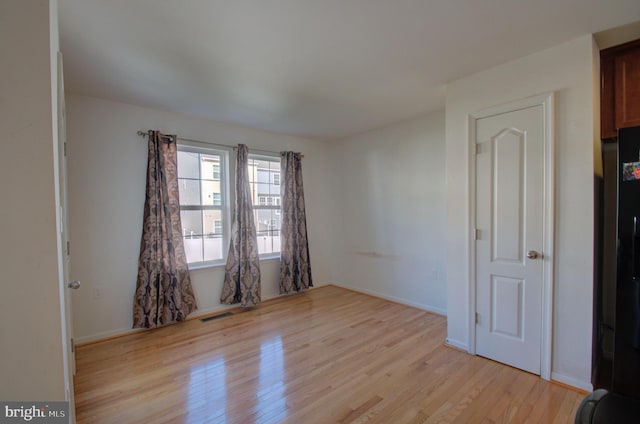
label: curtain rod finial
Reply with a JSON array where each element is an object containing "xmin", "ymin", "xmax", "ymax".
[{"xmin": 137, "ymin": 130, "xmax": 147, "ymax": 137}]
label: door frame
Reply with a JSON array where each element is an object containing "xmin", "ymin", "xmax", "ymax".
[
  {"xmin": 54, "ymin": 50, "xmax": 76, "ymax": 417},
  {"xmin": 467, "ymin": 93, "xmax": 555, "ymax": 380}
]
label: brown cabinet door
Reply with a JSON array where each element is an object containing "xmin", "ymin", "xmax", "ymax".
[
  {"xmin": 615, "ymin": 50, "xmax": 640, "ymax": 129},
  {"xmin": 601, "ymin": 55, "xmax": 616, "ymax": 139}
]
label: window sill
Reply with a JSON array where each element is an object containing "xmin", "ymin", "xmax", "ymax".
[
  {"xmin": 259, "ymin": 254, "xmax": 281, "ymax": 262},
  {"xmin": 187, "ymin": 255, "xmax": 280, "ymax": 271},
  {"xmin": 188, "ymin": 261, "xmax": 225, "ymax": 271}
]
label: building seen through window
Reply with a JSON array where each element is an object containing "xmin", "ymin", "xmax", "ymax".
[
  {"xmin": 177, "ymin": 149, "xmax": 226, "ymax": 265},
  {"xmin": 248, "ymin": 156, "xmax": 281, "ymax": 256},
  {"xmin": 176, "ymin": 148, "xmax": 281, "ymax": 265}
]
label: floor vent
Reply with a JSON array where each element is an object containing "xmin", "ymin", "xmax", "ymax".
[{"xmin": 201, "ymin": 312, "xmax": 233, "ymax": 322}]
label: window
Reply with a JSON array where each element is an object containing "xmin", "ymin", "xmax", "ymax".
[
  {"xmin": 176, "ymin": 146, "xmax": 281, "ymax": 266},
  {"xmin": 177, "ymin": 147, "xmax": 228, "ymax": 265},
  {"xmin": 248, "ymin": 155, "xmax": 281, "ymax": 256}
]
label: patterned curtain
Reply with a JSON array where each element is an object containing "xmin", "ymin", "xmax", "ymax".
[
  {"xmin": 221, "ymin": 144, "xmax": 262, "ymax": 307},
  {"xmin": 280, "ymin": 151, "xmax": 313, "ymax": 294},
  {"xmin": 133, "ymin": 130, "xmax": 197, "ymax": 328}
]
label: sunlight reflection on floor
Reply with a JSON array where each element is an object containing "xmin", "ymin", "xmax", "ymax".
[
  {"xmin": 187, "ymin": 355, "xmax": 227, "ymax": 423},
  {"xmin": 256, "ymin": 336, "xmax": 287, "ymax": 423}
]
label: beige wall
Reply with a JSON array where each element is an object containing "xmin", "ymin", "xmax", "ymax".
[
  {"xmin": 66, "ymin": 99, "xmax": 448, "ymax": 341},
  {"xmin": 66, "ymin": 94, "xmax": 335, "ymax": 342},
  {"xmin": 0, "ymin": 0, "xmax": 67, "ymax": 400},
  {"xmin": 445, "ymin": 35, "xmax": 599, "ymax": 390},
  {"xmin": 329, "ymin": 111, "xmax": 447, "ymax": 314}
]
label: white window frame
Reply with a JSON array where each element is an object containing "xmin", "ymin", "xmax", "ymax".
[{"xmin": 177, "ymin": 144, "xmax": 230, "ymax": 269}]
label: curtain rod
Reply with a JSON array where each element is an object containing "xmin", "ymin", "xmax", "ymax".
[{"xmin": 136, "ymin": 130, "xmax": 303, "ymax": 157}]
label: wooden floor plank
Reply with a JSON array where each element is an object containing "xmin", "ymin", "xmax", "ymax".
[{"xmin": 74, "ymin": 285, "xmax": 584, "ymax": 423}]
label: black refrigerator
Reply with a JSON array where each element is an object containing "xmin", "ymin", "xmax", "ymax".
[
  {"xmin": 612, "ymin": 125, "xmax": 640, "ymax": 397},
  {"xmin": 595, "ymin": 126, "xmax": 640, "ymax": 398}
]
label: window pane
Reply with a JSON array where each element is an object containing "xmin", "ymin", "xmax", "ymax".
[
  {"xmin": 250, "ymin": 159, "xmax": 272, "ymax": 177},
  {"xmin": 248, "ymin": 155, "xmax": 281, "ymax": 256},
  {"xmin": 179, "ymin": 178, "xmax": 201, "ymax": 206},
  {"xmin": 271, "ymin": 212, "xmax": 282, "ymax": 235},
  {"xmin": 254, "ymin": 209, "xmax": 281, "ymax": 255},
  {"xmin": 201, "ymin": 180, "xmax": 222, "ymax": 206},
  {"xmin": 255, "ymin": 231, "xmax": 274, "ymax": 254},
  {"xmin": 271, "ymin": 211, "xmax": 281, "ymax": 250},
  {"xmin": 203, "ymin": 210, "xmax": 222, "ymax": 235},
  {"xmin": 183, "ymin": 236, "xmax": 203, "ymax": 264},
  {"xmin": 203, "ymin": 235, "xmax": 223, "ymax": 262},
  {"xmin": 254, "ymin": 209, "xmax": 270, "ymax": 254},
  {"xmin": 177, "ymin": 151, "xmax": 200, "ymax": 179},
  {"xmin": 254, "ymin": 209, "xmax": 270, "ymax": 233},
  {"xmin": 181, "ymin": 210, "xmax": 203, "ymax": 237},
  {"xmin": 178, "ymin": 147, "xmax": 228, "ymax": 265},
  {"xmin": 200, "ymin": 154, "xmax": 220, "ymax": 181}
]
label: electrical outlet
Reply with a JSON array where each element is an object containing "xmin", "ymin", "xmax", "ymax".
[{"xmin": 93, "ymin": 287, "xmax": 104, "ymax": 300}]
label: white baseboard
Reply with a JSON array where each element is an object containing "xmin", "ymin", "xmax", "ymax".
[
  {"xmin": 75, "ymin": 283, "xmax": 331, "ymax": 346},
  {"xmin": 74, "ymin": 326, "xmax": 144, "ymax": 345},
  {"xmin": 74, "ymin": 302, "xmax": 246, "ymax": 345},
  {"xmin": 75, "ymin": 301, "xmax": 267, "ymax": 345},
  {"xmin": 551, "ymin": 371, "xmax": 593, "ymax": 392},
  {"xmin": 444, "ymin": 338, "xmax": 469, "ymax": 352},
  {"xmin": 331, "ymin": 283, "xmax": 447, "ymax": 316}
]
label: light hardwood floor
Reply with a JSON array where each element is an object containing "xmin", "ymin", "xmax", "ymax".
[{"xmin": 74, "ymin": 285, "xmax": 585, "ymax": 423}]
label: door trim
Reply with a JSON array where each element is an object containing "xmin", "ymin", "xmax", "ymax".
[{"xmin": 467, "ymin": 93, "xmax": 555, "ymax": 380}]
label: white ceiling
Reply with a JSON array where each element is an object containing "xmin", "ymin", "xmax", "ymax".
[{"xmin": 58, "ymin": 1, "xmax": 640, "ymax": 141}]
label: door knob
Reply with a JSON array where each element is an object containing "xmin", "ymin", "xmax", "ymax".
[
  {"xmin": 526, "ymin": 251, "xmax": 540, "ymax": 259},
  {"xmin": 68, "ymin": 280, "xmax": 81, "ymax": 289}
]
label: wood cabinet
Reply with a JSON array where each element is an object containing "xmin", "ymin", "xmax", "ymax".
[{"xmin": 601, "ymin": 39, "xmax": 640, "ymax": 140}]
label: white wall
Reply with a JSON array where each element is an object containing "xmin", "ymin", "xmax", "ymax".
[
  {"xmin": 445, "ymin": 35, "xmax": 599, "ymax": 390},
  {"xmin": 66, "ymin": 95, "xmax": 334, "ymax": 342},
  {"xmin": 330, "ymin": 112, "xmax": 447, "ymax": 314},
  {"xmin": 0, "ymin": 0, "xmax": 67, "ymax": 400}
]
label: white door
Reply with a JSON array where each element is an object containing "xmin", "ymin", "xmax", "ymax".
[
  {"xmin": 57, "ymin": 52, "xmax": 77, "ymax": 420},
  {"xmin": 475, "ymin": 104, "xmax": 545, "ymax": 375}
]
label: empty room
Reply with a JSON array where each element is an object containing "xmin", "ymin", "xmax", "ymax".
[{"xmin": 3, "ymin": 0, "xmax": 640, "ymax": 423}]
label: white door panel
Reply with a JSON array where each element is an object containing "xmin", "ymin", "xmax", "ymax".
[
  {"xmin": 475, "ymin": 105, "xmax": 544, "ymax": 375},
  {"xmin": 491, "ymin": 275, "xmax": 524, "ymax": 340}
]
